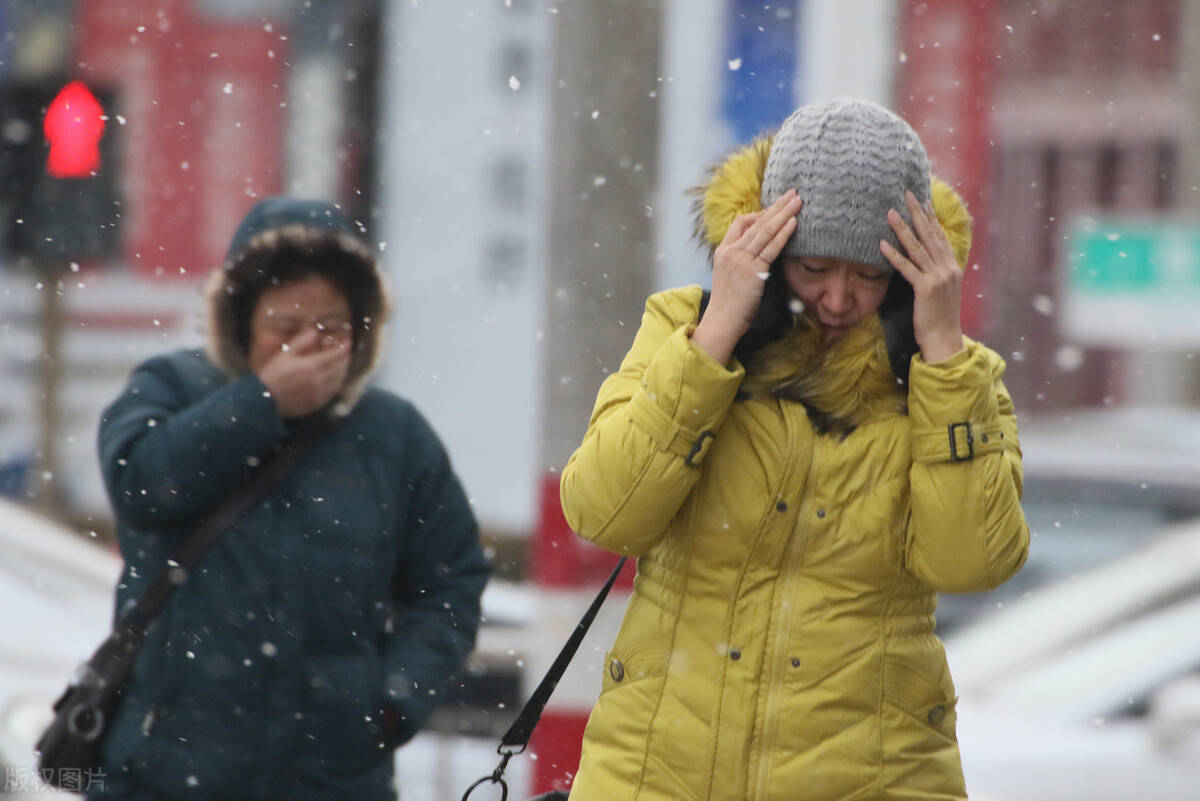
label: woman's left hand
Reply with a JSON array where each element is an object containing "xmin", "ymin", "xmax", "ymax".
[{"xmin": 880, "ymin": 190, "xmax": 964, "ymax": 363}]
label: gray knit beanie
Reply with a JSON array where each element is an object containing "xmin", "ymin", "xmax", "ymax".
[{"xmin": 761, "ymin": 98, "xmax": 931, "ymax": 271}]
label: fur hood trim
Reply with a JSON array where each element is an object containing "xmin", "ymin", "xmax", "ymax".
[
  {"xmin": 694, "ymin": 136, "xmax": 772, "ymax": 249},
  {"xmin": 204, "ymin": 223, "xmax": 390, "ymax": 417}
]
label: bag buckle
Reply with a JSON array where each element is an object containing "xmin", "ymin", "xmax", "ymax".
[
  {"xmin": 461, "ymin": 746, "xmax": 517, "ymax": 800},
  {"xmin": 948, "ymin": 422, "xmax": 974, "ymax": 462}
]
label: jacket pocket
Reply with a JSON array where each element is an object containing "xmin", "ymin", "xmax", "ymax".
[
  {"xmin": 576, "ymin": 639, "xmax": 671, "ymax": 796},
  {"xmin": 882, "ymin": 652, "xmax": 959, "ymax": 742},
  {"xmin": 878, "ymin": 651, "xmax": 967, "ymax": 797},
  {"xmin": 304, "ymin": 653, "xmax": 389, "ymax": 771},
  {"xmin": 600, "ymin": 639, "xmax": 669, "ymax": 696}
]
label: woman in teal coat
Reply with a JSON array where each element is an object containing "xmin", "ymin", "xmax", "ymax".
[{"xmin": 90, "ymin": 198, "xmax": 491, "ymax": 801}]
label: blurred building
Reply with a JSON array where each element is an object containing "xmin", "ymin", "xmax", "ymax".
[
  {"xmin": 897, "ymin": 0, "xmax": 1191, "ymax": 412},
  {"xmin": 8, "ymin": 0, "xmax": 1188, "ymax": 534},
  {"xmin": 2, "ymin": 0, "xmax": 1198, "ymax": 798}
]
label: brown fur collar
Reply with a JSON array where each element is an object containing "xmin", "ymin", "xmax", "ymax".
[{"xmin": 740, "ymin": 313, "xmax": 907, "ymax": 435}]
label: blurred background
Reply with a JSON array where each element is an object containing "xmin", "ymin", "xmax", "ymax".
[{"xmin": 2, "ymin": 1, "xmax": 1199, "ymax": 799}]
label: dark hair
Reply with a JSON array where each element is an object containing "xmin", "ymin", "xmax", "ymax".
[
  {"xmin": 227, "ymin": 234, "xmax": 378, "ymax": 357},
  {"xmin": 878, "ymin": 272, "xmax": 917, "ymax": 387}
]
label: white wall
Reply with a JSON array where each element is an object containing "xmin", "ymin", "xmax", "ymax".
[
  {"xmin": 376, "ymin": 0, "xmax": 549, "ymax": 534},
  {"xmin": 654, "ymin": 0, "xmax": 728, "ymax": 292},
  {"xmin": 799, "ymin": 0, "xmax": 896, "ymax": 106}
]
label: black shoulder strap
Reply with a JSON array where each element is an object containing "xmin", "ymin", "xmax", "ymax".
[
  {"xmin": 462, "ymin": 555, "xmax": 628, "ymax": 800},
  {"xmin": 499, "ymin": 555, "xmax": 626, "ymax": 749},
  {"xmin": 118, "ymin": 413, "xmax": 336, "ymax": 633}
]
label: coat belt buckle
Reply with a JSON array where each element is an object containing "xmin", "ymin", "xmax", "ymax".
[
  {"xmin": 947, "ymin": 421, "xmax": 974, "ymax": 462},
  {"xmin": 684, "ymin": 430, "xmax": 716, "ymax": 467}
]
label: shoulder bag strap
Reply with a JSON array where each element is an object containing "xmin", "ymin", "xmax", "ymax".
[
  {"xmin": 462, "ymin": 555, "xmax": 628, "ymax": 800},
  {"xmin": 117, "ymin": 412, "xmax": 336, "ymax": 635}
]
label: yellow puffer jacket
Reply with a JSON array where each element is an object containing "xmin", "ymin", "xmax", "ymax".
[{"xmin": 559, "ymin": 284, "xmax": 1029, "ymax": 801}]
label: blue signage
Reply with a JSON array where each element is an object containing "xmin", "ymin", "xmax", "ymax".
[{"xmin": 722, "ymin": 0, "xmax": 801, "ymax": 142}]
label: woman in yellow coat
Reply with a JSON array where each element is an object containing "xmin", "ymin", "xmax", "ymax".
[{"xmin": 559, "ymin": 98, "xmax": 1029, "ymax": 801}]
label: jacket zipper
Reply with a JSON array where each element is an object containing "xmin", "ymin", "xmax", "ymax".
[{"xmin": 752, "ymin": 410, "xmax": 822, "ymax": 801}]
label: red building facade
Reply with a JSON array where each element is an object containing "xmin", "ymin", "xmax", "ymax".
[{"xmin": 898, "ymin": 0, "xmax": 1184, "ymax": 412}]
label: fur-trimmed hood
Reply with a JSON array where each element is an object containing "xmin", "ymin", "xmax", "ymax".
[
  {"xmin": 693, "ymin": 131, "xmax": 974, "ymax": 433},
  {"xmin": 205, "ymin": 198, "xmax": 390, "ymax": 416}
]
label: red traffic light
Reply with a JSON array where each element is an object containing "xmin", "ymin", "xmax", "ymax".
[{"xmin": 43, "ymin": 80, "xmax": 106, "ymax": 179}]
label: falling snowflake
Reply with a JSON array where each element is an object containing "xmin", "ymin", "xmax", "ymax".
[{"xmin": 1055, "ymin": 345, "xmax": 1084, "ymax": 372}]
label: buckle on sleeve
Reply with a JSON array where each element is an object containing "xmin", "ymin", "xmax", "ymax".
[
  {"xmin": 684, "ymin": 431, "xmax": 716, "ymax": 467},
  {"xmin": 947, "ymin": 422, "xmax": 974, "ymax": 462}
]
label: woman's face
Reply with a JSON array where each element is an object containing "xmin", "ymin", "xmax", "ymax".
[
  {"xmin": 781, "ymin": 256, "xmax": 891, "ymax": 340},
  {"xmin": 247, "ymin": 274, "xmax": 353, "ymax": 372}
]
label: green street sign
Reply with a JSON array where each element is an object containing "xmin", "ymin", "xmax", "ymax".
[
  {"xmin": 1064, "ymin": 218, "xmax": 1200, "ymax": 345},
  {"xmin": 1069, "ymin": 220, "xmax": 1200, "ymax": 293}
]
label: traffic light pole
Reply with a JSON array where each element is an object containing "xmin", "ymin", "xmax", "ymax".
[
  {"xmin": 33, "ymin": 264, "xmax": 66, "ymax": 515},
  {"xmin": 1, "ymin": 75, "xmax": 120, "ymax": 516}
]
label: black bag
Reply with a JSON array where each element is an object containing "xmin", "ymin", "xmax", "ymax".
[
  {"xmin": 459, "ymin": 557, "xmax": 626, "ymax": 801},
  {"xmin": 34, "ymin": 416, "xmax": 333, "ymax": 790},
  {"xmin": 35, "ymin": 621, "xmax": 146, "ymax": 786}
]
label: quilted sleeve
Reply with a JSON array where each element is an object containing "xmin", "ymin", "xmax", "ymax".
[
  {"xmin": 560, "ymin": 287, "xmax": 745, "ymax": 556},
  {"xmin": 903, "ymin": 341, "xmax": 1030, "ymax": 592}
]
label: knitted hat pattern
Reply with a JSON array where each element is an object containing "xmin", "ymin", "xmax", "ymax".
[{"xmin": 761, "ymin": 98, "xmax": 931, "ymax": 271}]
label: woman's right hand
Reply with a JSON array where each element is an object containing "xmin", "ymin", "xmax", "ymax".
[
  {"xmin": 691, "ymin": 189, "xmax": 802, "ymax": 365},
  {"xmin": 257, "ymin": 327, "xmax": 351, "ymax": 418}
]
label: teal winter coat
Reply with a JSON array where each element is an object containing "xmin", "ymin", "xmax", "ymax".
[{"xmin": 94, "ymin": 349, "xmax": 490, "ymax": 801}]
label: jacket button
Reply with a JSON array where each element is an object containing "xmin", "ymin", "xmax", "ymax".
[
  {"xmin": 816, "ymin": 509, "xmax": 826, "ymax": 519},
  {"xmin": 730, "ymin": 649, "xmax": 741, "ymax": 660},
  {"xmin": 981, "ymin": 433, "xmax": 990, "ymax": 443},
  {"xmin": 791, "ymin": 658, "xmax": 801, "ymax": 667},
  {"xmin": 776, "ymin": 501, "xmax": 788, "ymax": 512},
  {"xmin": 609, "ymin": 660, "xmax": 625, "ymax": 682},
  {"xmin": 927, "ymin": 704, "xmax": 946, "ymax": 726}
]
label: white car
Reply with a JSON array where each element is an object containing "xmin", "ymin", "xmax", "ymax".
[
  {"xmin": 0, "ymin": 497, "xmax": 121, "ymax": 799},
  {"xmin": 945, "ymin": 519, "xmax": 1200, "ymax": 801}
]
